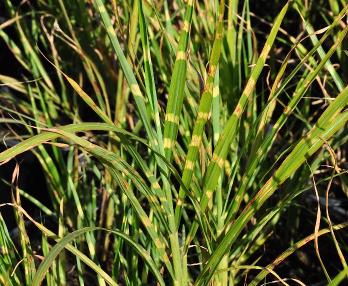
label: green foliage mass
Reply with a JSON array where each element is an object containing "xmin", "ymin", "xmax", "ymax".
[{"xmin": 0, "ymin": 0, "xmax": 347, "ymax": 285}]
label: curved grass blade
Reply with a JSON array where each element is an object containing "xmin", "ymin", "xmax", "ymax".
[
  {"xmin": 0, "ymin": 123, "xmax": 176, "ymax": 277},
  {"xmin": 0, "ymin": 122, "xmax": 190, "ymax": 201},
  {"xmin": 31, "ymin": 227, "xmax": 116, "ymax": 286},
  {"xmin": 2, "ymin": 204, "xmax": 116, "ymax": 286},
  {"xmin": 31, "ymin": 227, "xmax": 165, "ymax": 286},
  {"xmin": 248, "ymin": 222, "xmax": 348, "ymax": 286},
  {"xmin": 0, "ymin": 123, "xmax": 143, "ymax": 164},
  {"xmin": 33, "ymin": 129, "xmax": 174, "ymax": 277}
]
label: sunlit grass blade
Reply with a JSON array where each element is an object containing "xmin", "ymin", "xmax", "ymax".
[
  {"xmin": 195, "ymin": 85, "xmax": 348, "ymax": 284},
  {"xmin": 227, "ymin": 21, "xmax": 348, "ymax": 222},
  {"xmin": 199, "ymin": 2, "xmax": 290, "ymax": 213},
  {"xmin": 328, "ymin": 267, "xmax": 348, "ymax": 286},
  {"xmin": 185, "ymin": 2, "xmax": 290, "ymax": 248},
  {"xmin": 162, "ymin": 0, "xmax": 194, "ymax": 161},
  {"xmin": 175, "ymin": 0, "xmax": 225, "ymax": 225}
]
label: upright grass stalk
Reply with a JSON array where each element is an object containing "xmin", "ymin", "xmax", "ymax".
[
  {"xmin": 195, "ymin": 85, "xmax": 348, "ymax": 284},
  {"xmin": 174, "ymin": 0, "xmax": 225, "ymax": 224},
  {"xmin": 162, "ymin": 0, "xmax": 194, "ymax": 162},
  {"xmin": 227, "ymin": 20, "xmax": 348, "ymax": 222},
  {"xmin": 138, "ymin": 0, "xmax": 163, "ymax": 155},
  {"xmin": 93, "ymin": 0, "xmax": 156, "ymax": 146},
  {"xmin": 184, "ymin": 2, "xmax": 290, "ymax": 249}
]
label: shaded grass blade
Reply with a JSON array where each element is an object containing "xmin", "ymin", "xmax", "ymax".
[
  {"xmin": 249, "ymin": 222, "xmax": 348, "ymax": 286},
  {"xmin": 93, "ymin": 0, "xmax": 157, "ymax": 147},
  {"xmin": 31, "ymin": 227, "xmax": 165, "ymax": 286}
]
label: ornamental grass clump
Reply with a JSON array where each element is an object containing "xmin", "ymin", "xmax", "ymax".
[{"xmin": 0, "ymin": 0, "xmax": 347, "ymax": 285}]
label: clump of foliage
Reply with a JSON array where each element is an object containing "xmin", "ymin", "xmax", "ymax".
[{"xmin": 0, "ymin": 0, "xmax": 347, "ymax": 285}]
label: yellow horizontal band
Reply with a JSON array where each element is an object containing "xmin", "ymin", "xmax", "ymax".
[
  {"xmin": 183, "ymin": 20, "xmax": 190, "ymax": 32},
  {"xmin": 176, "ymin": 51, "xmax": 186, "ymax": 61},
  {"xmin": 165, "ymin": 113, "xmax": 179, "ymax": 124},
  {"xmin": 164, "ymin": 138, "xmax": 174, "ymax": 149},
  {"xmin": 213, "ymin": 85, "xmax": 219, "ymax": 97},
  {"xmin": 184, "ymin": 160, "xmax": 194, "ymax": 170},
  {"xmin": 206, "ymin": 190, "xmax": 213, "ymax": 199},
  {"xmin": 190, "ymin": 135, "xmax": 201, "ymax": 147},
  {"xmin": 198, "ymin": 112, "xmax": 210, "ymax": 120},
  {"xmin": 212, "ymin": 153, "xmax": 224, "ymax": 168},
  {"xmin": 131, "ymin": 84, "xmax": 142, "ymax": 97}
]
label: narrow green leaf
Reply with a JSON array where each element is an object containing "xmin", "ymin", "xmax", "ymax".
[
  {"xmin": 32, "ymin": 227, "xmax": 165, "ymax": 286},
  {"xmin": 162, "ymin": 0, "xmax": 194, "ymax": 161}
]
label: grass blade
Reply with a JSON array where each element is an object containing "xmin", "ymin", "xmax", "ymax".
[
  {"xmin": 195, "ymin": 85, "xmax": 348, "ymax": 284},
  {"xmin": 162, "ymin": 0, "xmax": 194, "ymax": 161}
]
